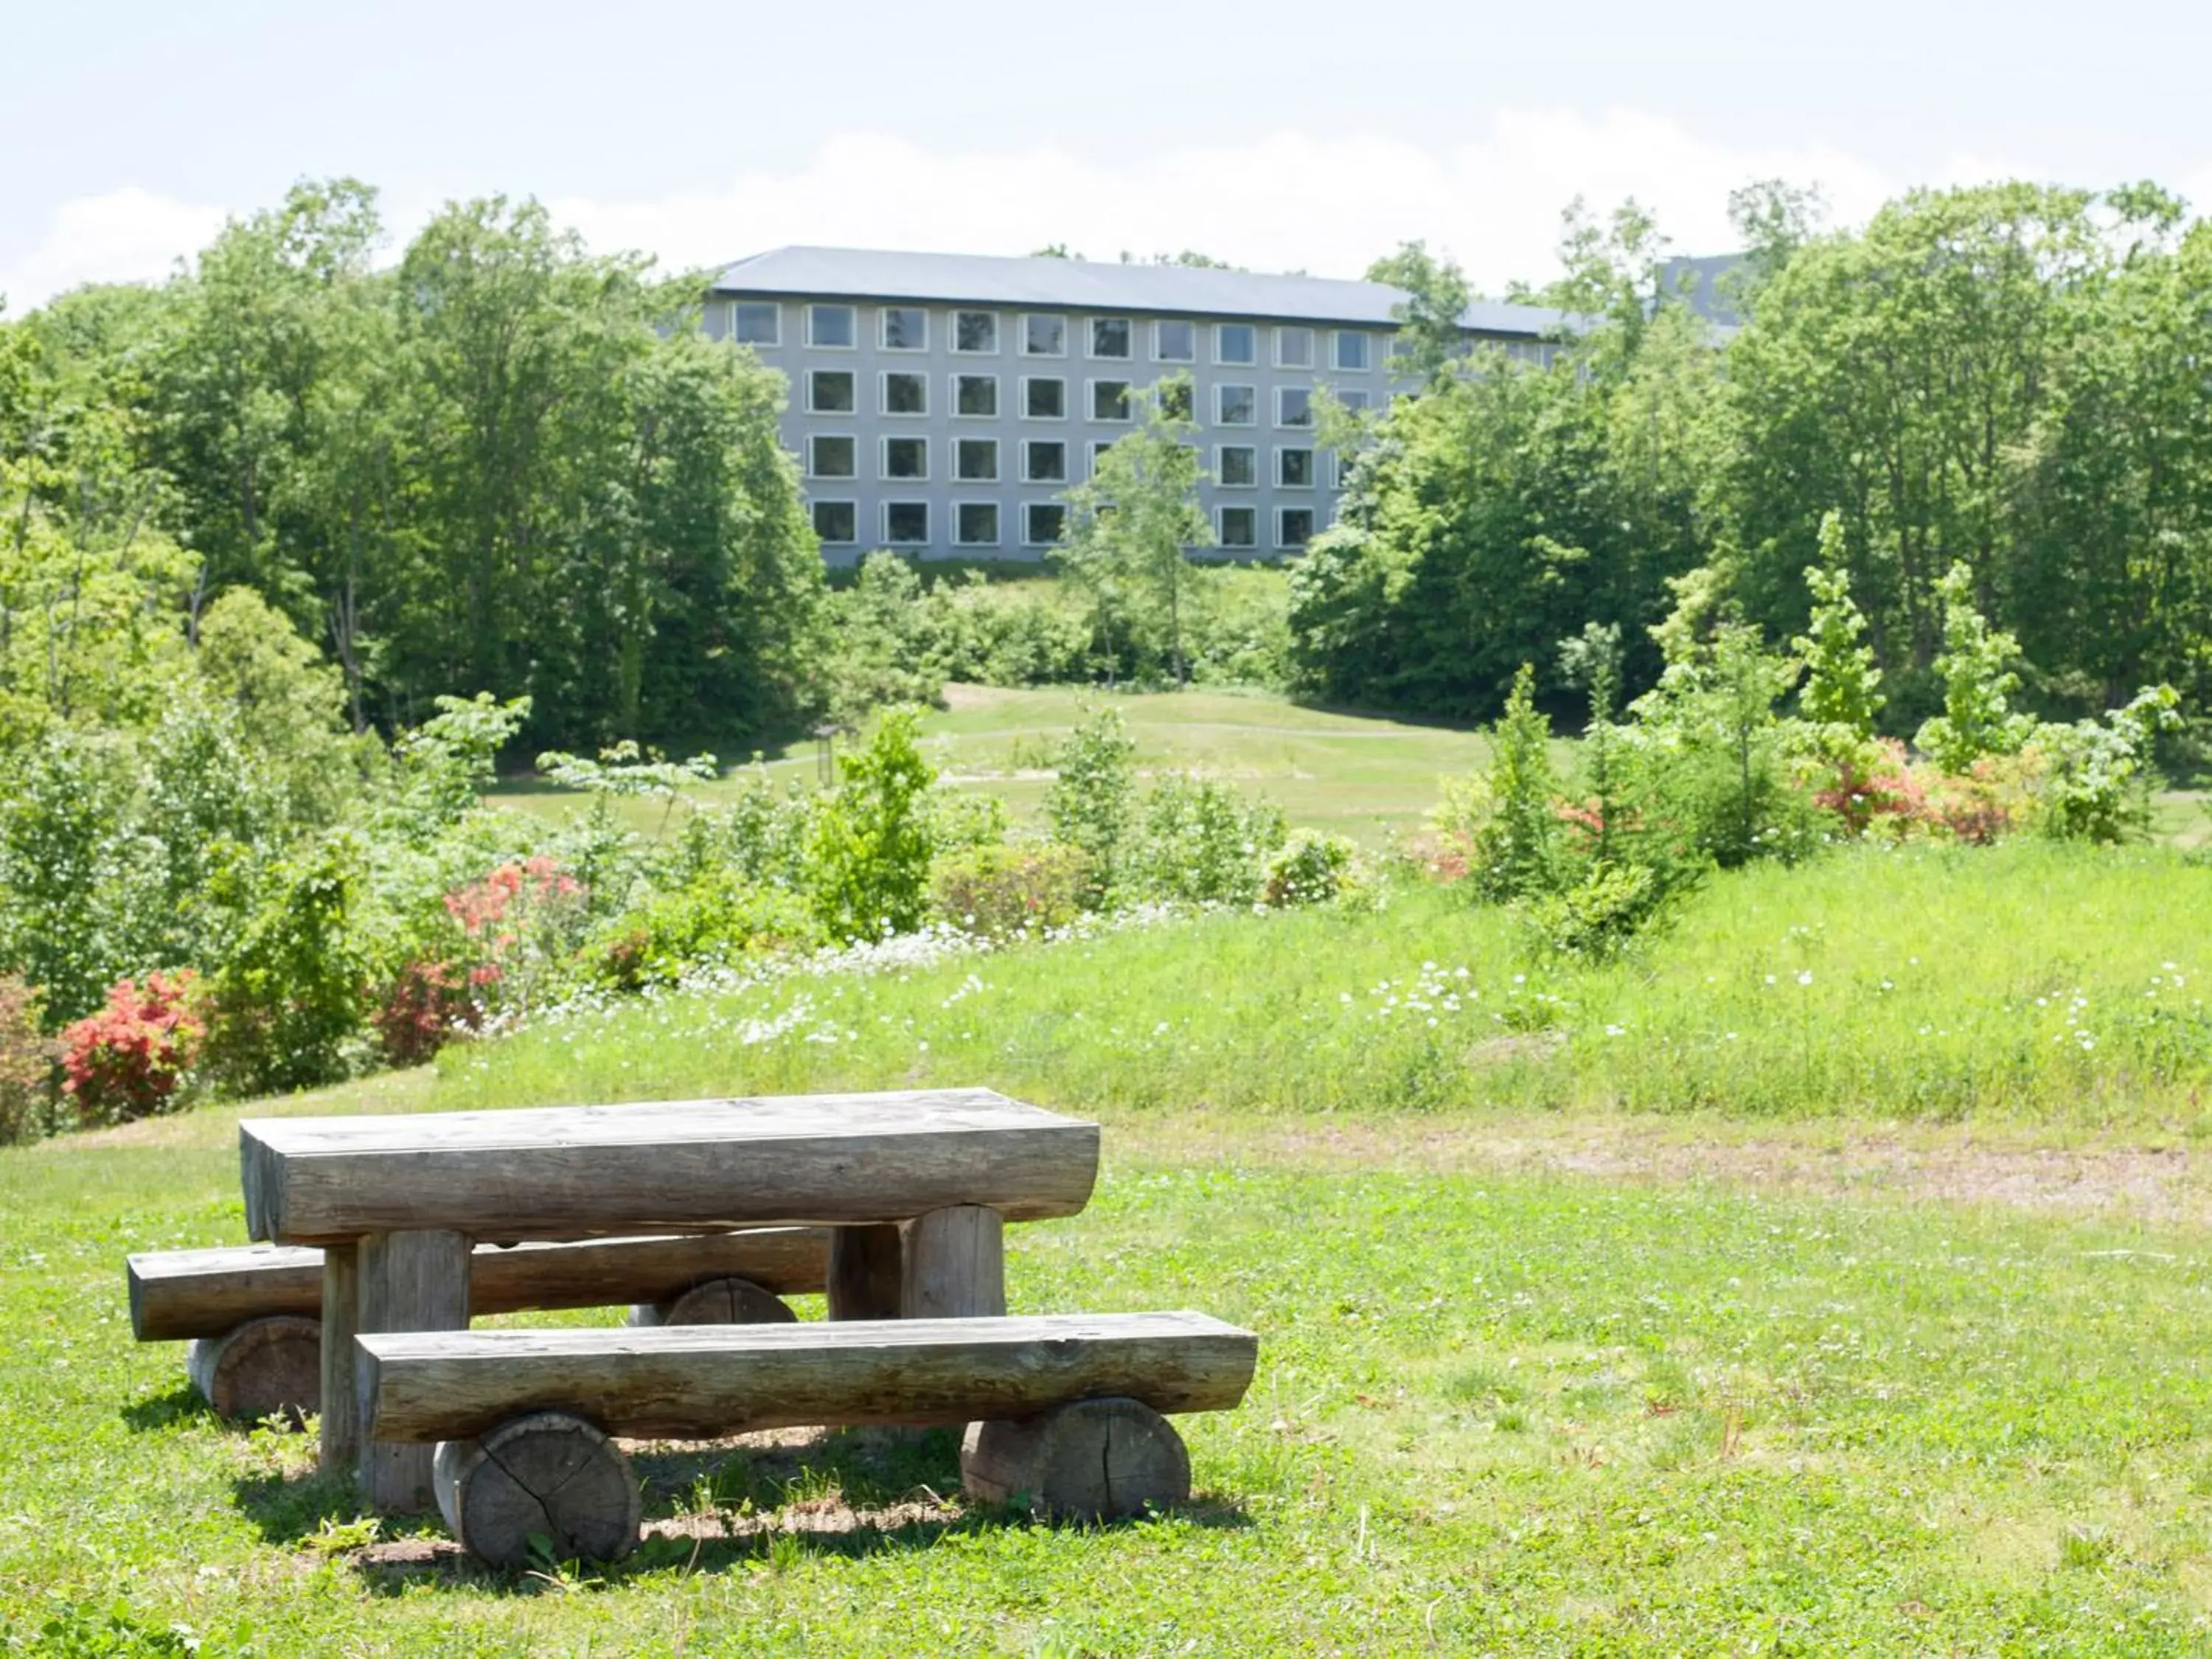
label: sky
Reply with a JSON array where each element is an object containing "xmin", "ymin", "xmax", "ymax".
[{"xmin": 4, "ymin": 0, "xmax": 2210, "ymax": 310}]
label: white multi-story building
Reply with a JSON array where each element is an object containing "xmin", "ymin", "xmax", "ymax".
[{"xmin": 703, "ymin": 246, "xmax": 1564, "ymax": 565}]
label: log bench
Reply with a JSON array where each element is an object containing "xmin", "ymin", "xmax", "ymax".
[
  {"xmin": 127, "ymin": 1230, "xmax": 830, "ymax": 1422},
  {"xmin": 355, "ymin": 1311, "xmax": 1259, "ymax": 1566}
]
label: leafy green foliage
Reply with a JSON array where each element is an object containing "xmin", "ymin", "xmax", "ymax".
[
  {"xmin": 1122, "ymin": 772, "xmax": 1284, "ymax": 906},
  {"xmin": 1517, "ymin": 860, "xmax": 1667, "ymax": 962},
  {"xmin": 805, "ymin": 709, "xmax": 938, "ymax": 942},
  {"xmin": 929, "ymin": 844, "xmax": 1088, "ymax": 938},
  {"xmin": 586, "ymin": 870, "xmax": 821, "ymax": 991},
  {"xmin": 0, "ymin": 975, "xmax": 53, "ymax": 1144},
  {"xmin": 2031, "ymin": 684, "xmax": 2182, "ymax": 843},
  {"xmin": 1261, "ymin": 829, "xmax": 1361, "ymax": 908},
  {"xmin": 1044, "ymin": 705, "xmax": 1137, "ymax": 905},
  {"xmin": 1364, "ymin": 240, "xmax": 1472, "ymax": 385},
  {"xmin": 1466, "ymin": 664, "xmax": 1564, "ymax": 902},
  {"xmin": 1915, "ymin": 563, "xmax": 2036, "ymax": 772},
  {"xmin": 203, "ymin": 834, "xmax": 372, "ymax": 1094},
  {"xmin": 1793, "ymin": 510, "xmax": 1885, "ymax": 753}
]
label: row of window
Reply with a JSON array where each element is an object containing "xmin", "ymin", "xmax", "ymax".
[
  {"xmin": 810, "ymin": 498, "xmax": 1316, "ymax": 552},
  {"xmin": 801, "ymin": 368, "xmax": 1367, "ymax": 427},
  {"xmin": 805, "ymin": 434, "xmax": 1330, "ymax": 488},
  {"xmin": 734, "ymin": 301, "xmax": 1380, "ymax": 371}
]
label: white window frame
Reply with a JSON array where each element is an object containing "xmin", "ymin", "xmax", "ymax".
[
  {"xmin": 1274, "ymin": 325, "xmax": 1315, "ymax": 369},
  {"xmin": 953, "ymin": 500, "xmax": 1002, "ymax": 548},
  {"xmin": 1088, "ymin": 378, "xmax": 1133, "ymax": 423},
  {"xmin": 1276, "ymin": 445, "xmax": 1315, "ymax": 489},
  {"xmin": 879, "ymin": 305, "xmax": 930, "ymax": 352},
  {"xmin": 951, "ymin": 373, "xmax": 999, "ymax": 420},
  {"xmin": 1214, "ymin": 444, "xmax": 1258, "ymax": 489},
  {"xmin": 1275, "ymin": 386, "xmax": 1315, "ymax": 431},
  {"xmin": 1337, "ymin": 388, "xmax": 1372, "ymax": 413},
  {"xmin": 1276, "ymin": 505, "xmax": 1316, "ymax": 551},
  {"xmin": 1020, "ymin": 375, "xmax": 1068, "ymax": 422},
  {"xmin": 1153, "ymin": 319, "xmax": 1197, "ymax": 364},
  {"xmin": 1023, "ymin": 501, "xmax": 1068, "ymax": 548},
  {"xmin": 804, "ymin": 433, "xmax": 858, "ymax": 481},
  {"xmin": 730, "ymin": 301, "xmax": 780, "ymax": 346},
  {"xmin": 953, "ymin": 437, "xmax": 1000, "ymax": 483},
  {"xmin": 878, "ymin": 369, "xmax": 930, "ymax": 418},
  {"xmin": 1020, "ymin": 439, "xmax": 1068, "ymax": 484},
  {"xmin": 1332, "ymin": 330, "xmax": 1371, "ymax": 372},
  {"xmin": 882, "ymin": 501, "xmax": 931, "ymax": 546},
  {"xmin": 879, "ymin": 434, "xmax": 931, "ymax": 483},
  {"xmin": 952, "ymin": 310, "xmax": 1001, "ymax": 355},
  {"xmin": 806, "ymin": 304, "xmax": 856, "ymax": 349},
  {"xmin": 810, "ymin": 499, "xmax": 858, "ymax": 546},
  {"xmin": 1021, "ymin": 313, "xmax": 1068, "ymax": 358},
  {"xmin": 804, "ymin": 368, "xmax": 856, "ymax": 416},
  {"xmin": 1216, "ymin": 504, "xmax": 1259, "ymax": 551},
  {"xmin": 1214, "ymin": 383, "xmax": 1258, "ymax": 427},
  {"xmin": 1214, "ymin": 322, "xmax": 1257, "ymax": 366},
  {"xmin": 1088, "ymin": 316, "xmax": 1133, "ymax": 361}
]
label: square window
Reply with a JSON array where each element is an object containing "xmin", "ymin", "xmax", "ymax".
[
  {"xmin": 1023, "ymin": 377, "xmax": 1066, "ymax": 420},
  {"xmin": 1215, "ymin": 323, "xmax": 1256, "ymax": 366},
  {"xmin": 955, "ymin": 438, "xmax": 999, "ymax": 481},
  {"xmin": 1024, "ymin": 503, "xmax": 1067, "ymax": 546},
  {"xmin": 1217, "ymin": 505, "xmax": 1257, "ymax": 549},
  {"xmin": 1278, "ymin": 447, "xmax": 1315, "ymax": 488},
  {"xmin": 1023, "ymin": 439, "xmax": 1067, "ymax": 483},
  {"xmin": 884, "ymin": 501, "xmax": 929, "ymax": 545},
  {"xmin": 1338, "ymin": 389, "xmax": 1371, "ymax": 413},
  {"xmin": 1089, "ymin": 439, "xmax": 1116, "ymax": 476},
  {"xmin": 1090, "ymin": 317, "xmax": 1132, "ymax": 359},
  {"xmin": 954, "ymin": 310, "xmax": 999, "ymax": 353},
  {"xmin": 1333, "ymin": 330, "xmax": 1371, "ymax": 372},
  {"xmin": 954, "ymin": 374, "xmax": 998, "ymax": 417},
  {"xmin": 882, "ymin": 372, "xmax": 928, "ymax": 416},
  {"xmin": 807, "ymin": 435, "xmax": 856, "ymax": 479},
  {"xmin": 881, "ymin": 307, "xmax": 928, "ymax": 351},
  {"xmin": 1275, "ymin": 326, "xmax": 1314, "ymax": 369},
  {"xmin": 1216, "ymin": 445, "xmax": 1256, "ymax": 487},
  {"xmin": 1023, "ymin": 314, "xmax": 1067, "ymax": 356},
  {"xmin": 956, "ymin": 501, "xmax": 1001, "ymax": 546},
  {"xmin": 1279, "ymin": 507, "xmax": 1315, "ymax": 549},
  {"xmin": 811, "ymin": 500, "xmax": 856, "ymax": 544},
  {"xmin": 1155, "ymin": 320, "xmax": 1195, "ymax": 362},
  {"xmin": 807, "ymin": 369, "xmax": 855, "ymax": 414},
  {"xmin": 807, "ymin": 304, "xmax": 855, "ymax": 348},
  {"xmin": 1276, "ymin": 387, "xmax": 1312, "ymax": 428},
  {"xmin": 882, "ymin": 436, "xmax": 928, "ymax": 480},
  {"xmin": 1216, "ymin": 383, "xmax": 1256, "ymax": 426},
  {"xmin": 1091, "ymin": 380, "xmax": 1131, "ymax": 422},
  {"xmin": 731, "ymin": 302, "xmax": 779, "ymax": 345}
]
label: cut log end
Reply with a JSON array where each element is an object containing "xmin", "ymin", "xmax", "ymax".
[
  {"xmin": 960, "ymin": 1396, "xmax": 1192, "ymax": 1522},
  {"xmin": 434, "ymin": 1411, "xmax": 641, "ymax": 1568},
  {"xmin": 625, "ymin": 1275, "xmax": 799, "ymax": 1329},
  {"xmin": 186, "ymin": 1315, "xmax": 322, "ymax": 1426}
]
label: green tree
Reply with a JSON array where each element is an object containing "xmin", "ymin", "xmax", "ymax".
[
  {"xmin": 805, "ymin": 708, "xmax": 937, "ymax": 942},
  {"xmin": 1468, "ymin": 664, "xmax": 1563, "ymax": 902},
  {"xmin": 1043, "ymin": 703, "xmax": 1137, "ymax": 905},
  {"xmin": 1793, "ymin": 510, "xmax": 1885, "ymax": 778},
  {"xmin": 1365, "ymin": 241, "xmax": 1471, "ymax": 386},
  {"xmin": 1915, "ymin": 561, "xmax": 2034, "ymax": 771}
]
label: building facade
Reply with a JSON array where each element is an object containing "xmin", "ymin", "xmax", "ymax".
[{"xmin": 703, "ymin": 247, "xmax": 1562, "ymax": 566}]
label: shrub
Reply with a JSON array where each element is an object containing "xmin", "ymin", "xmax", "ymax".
[
  {"xmin": 1467, "ymin": 664, "xmax": 1563, "ymax": 902},
  {"xmin": 931, "ymin": 844, "xmax": 1088, "ymax": 938},
  {"xmin": 0, "ymin": 975, "xmax": 55, "ymax": 1143},
  {"xmin": 370, "ymin": 959, "xmax": 471, "ymax": 1068},
  {"xmin": 204, "ymin": 835, "xmax": 373, "ymax": 1095},
  {"xmin": 441, "ymin": 855, "xmax": 593, "ymax": 1018},
  {"xmin": 60, "ymin": 972, "xmax": 204, "ymax": 1127},
  {"xmin": 1124, "ymin": 771, "xmax": 1284, "ymax": 905},
  {"xmin": 806, "ymin": 708, "xmax": 938, "ymax": 942},
  {"xmin": 586, "ymin": 872, "xmax": 821, "ymax": 992},
  {"xmin": 1915, "ymin": 563, "xmax": 2035, "ymax": 773},
  {"xmin": 1518, "ymin": 861, "xmax": 1673, "ymax": 963},
  {"xmin": 1045, "ymin": 705, "xmax": 1137, "ymax": 905},
  {"xmin": 2030, "ymin": 685, "xmax": 2181, "ymax": 844},
  {"xmin": 1263, "ymin": 829, "xmax": 1360, "ymax": 908}
]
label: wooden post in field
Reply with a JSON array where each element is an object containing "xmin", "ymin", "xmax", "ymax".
[
  {"xmin": 828, "ymin": 1224, "xmax": 905, "ymax": 1320},
  {"xmin": 319, "ymin": 1243, "xmax": 360, "ymax": 1477},
  {"xmin": 355, "ymin": 1229, "xmax": 470, "ymax": 1512},
  {"xmin": 900, "ymin": 1206, "xmax": 1006, "ymax": 1319}
]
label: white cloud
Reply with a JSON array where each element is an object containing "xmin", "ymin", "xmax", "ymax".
[{"xmin": 1, "ymin": 187, "xmax": 230, "ymax": 313}]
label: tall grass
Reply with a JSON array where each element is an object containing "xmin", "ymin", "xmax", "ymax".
[{"xmin": 437, "ymin": 841, "xmax": 2212, "ymax": 1127}]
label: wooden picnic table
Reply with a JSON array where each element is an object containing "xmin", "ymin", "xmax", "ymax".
[{"xmin": 237, "ymin": 1088, "xmax": 1099, "ymax": 1511}]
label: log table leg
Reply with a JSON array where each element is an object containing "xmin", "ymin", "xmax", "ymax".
[
  {"xmin": 355, "ymin": 1228, "xmax": 470, "ymax": 1512},
  {"xmin": 827, "ymin": 1224, "xmax": 904, "ymax": 1321},
  {"xmin": 319, "ymin": 1243, "xmax": 361, "ymax": 1478},
  {"xmin": 900, "ymin": 1205, "xmax": 1006, "ymax": 1319}
]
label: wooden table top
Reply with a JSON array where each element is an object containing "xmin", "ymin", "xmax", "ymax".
[{"xmin": 239, "ymin": 1088, "xmax": 1100, "ymax": 1245}]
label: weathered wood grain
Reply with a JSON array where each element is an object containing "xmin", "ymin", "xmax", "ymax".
[
  {"xmin": 240, "ymin": 1088, "xmax": 1099, "ymax": 1245},
  {"xmin": 960, "ymin": 1397, "xmax": 1192, "ymax": 1519},
  {"xmin": 433, "ymin": 1411, "xmax": 641, "ymax": 1568},
  {"xmin": 625, "ymin": 1274, "xmax": 796, "ymax": 1327},
  {"xmin": 360, "ymin": 1312, "xmax": 1259, "ymax": 1444},
  {"xmin": 356, "ymin": 1228, "xmax": 469, "ymax": 1512},
  {"xmin": 900, "ymin": 1206, "xmax": 1006, "ymax": 1320},
  {"xmin": 827, "ymin": 1224, "xmax": 903, "ymax": 1321},
  {"xmin": 319, "ymin": 1242, "xmax": 360, "ymax": 1477},
  {"xmin": 185, "ymin": 1315, "xmax": 321, "ymax": 1424},
  {"xmin": 128, "ymin": 1230, "xmax": 831, "ymax": 1342}
]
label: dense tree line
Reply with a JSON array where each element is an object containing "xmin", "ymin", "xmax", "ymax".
[
  {"xmin": 1293, "ymin": 182, "xmax": 2212, "ymax": 743},
  {"xmin": 2, "ymin": 180, "xmax": 824, "ymax": 748}
]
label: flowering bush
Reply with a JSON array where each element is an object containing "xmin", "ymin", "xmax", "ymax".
[
  {"xmin": 442, "ymin": 855, "xmax": 591, "ymax": 1019},
  {"xmin": 61, "ymin": 971, "xmax": 204, "ymax": 1126},
  {"xmin": 370, "ymin": 959, "xmax": 472, "ymax": 1068},
  {"xmin": 0, "ymin": 975, "xmax": 55, "ymax": 1144},
  {"xmin": 1262, "ymin": 830, "xmax": 1361, "ymax": 908},
  {"xmin": 930, "ymin": 844, "xmax": 1088, "ymax": 939}
]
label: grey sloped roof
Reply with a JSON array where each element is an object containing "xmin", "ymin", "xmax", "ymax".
[{"xmin": 709, "ymin": 246, "xmax": 1564, "ymax": 338}]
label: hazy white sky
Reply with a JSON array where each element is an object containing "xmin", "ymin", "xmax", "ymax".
[{"xmin": 4, "ymin": 0, "xmax": 2208, "ymax": 310}]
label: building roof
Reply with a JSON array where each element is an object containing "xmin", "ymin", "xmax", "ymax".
[{"xmin": 709, "ymin": 246, "xmax": 1565, "ymax": 339}]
